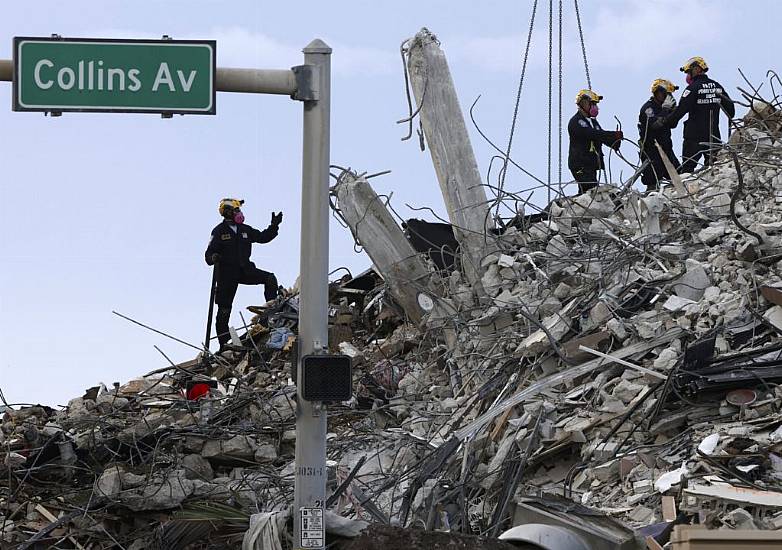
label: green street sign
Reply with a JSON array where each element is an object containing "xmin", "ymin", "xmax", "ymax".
[{"xmin": 13, "ymin": 37, "xmax": 216, "ymax": 114}]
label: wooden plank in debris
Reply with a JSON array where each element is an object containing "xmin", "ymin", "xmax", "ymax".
[
  {"xmin": 662, "ymin": 495, "xmax": 677, "ymax": 522},
  {"xmin": 655, "ymin": 141, "xmax": 693, "ymax": 209},
  {"xmin": 34, "ymin": 505, "xmax": 85, "ymax": 550},
  {"xmin": 490, "ymin": 406, "xmax": 515, "ymax": 442},
  {"xmin": 563, "ymin": 330, "xmax": 611, "ymax": 362},
  {"xmin": 578, "ymin": 345, "xmax": 668, "ymax": 380},
  {"xmin": 333, "ymin": 171, "xmax": 434, "ymax": 323},
  {"xmin": 406, "ymin": 28, "xmax": 492, "ymax": 292},
  {"xmin": 761, "ymin": 285, "xmax": 782, "ymax": 306},
  {"xmin": 671, "ymin": 525, "xmax": 782, "ymax": 548},
  {"xmin": 682, "ymin": 480, "xmax": 782, "ymax": 508}
]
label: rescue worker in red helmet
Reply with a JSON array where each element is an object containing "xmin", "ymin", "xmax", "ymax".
[
  {"xmin": 205, "ymin": 199, "xmax": 283, "ymax": 351},
  {"xmin": 568, "ymin": 89, "xmax": 623, "ymax": 194},
  {"xmin": 638, "ymin": 78, "xmax": 681, "ymax": 192},
  {"xmin": 663, "ymin": 56, "xmax": 735, "ymax": 172}
]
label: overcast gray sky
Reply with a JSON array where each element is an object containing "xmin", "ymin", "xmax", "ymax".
[{"xmin": 0, "ymin": 0, "xmax": 778, "ymax": 407}]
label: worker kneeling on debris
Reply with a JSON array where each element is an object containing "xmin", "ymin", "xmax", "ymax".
[
  {"xmin": 568, "ymin": 89, "xmax": 623, "ymax": 194},
  {"xmin": 205, "ymin": 198, "xmax": 283, "ymax": 351}
]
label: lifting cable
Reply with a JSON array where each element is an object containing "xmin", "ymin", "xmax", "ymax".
[
  {"xmin": 558, "ymin": 0, "xmax": 563, "ymax": 188},
  {"xmin": 547, "ymin": 0, "xmax": 553, "ymax": 203},
  {"xmin": 496, "ymin": 0, "xmax": 538, "ymax": 217},
  {"xmin": 500, "ymin": 0, "xmax": 593, "ymax": 212},
  {"xmin": 573, "ymin": 0, "xmax": 591, "ymax": 90}
]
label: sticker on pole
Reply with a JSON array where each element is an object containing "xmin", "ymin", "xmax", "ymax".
[{"xmin": 300, "ymin": 507, "xmax": 324, "ymax": 548}]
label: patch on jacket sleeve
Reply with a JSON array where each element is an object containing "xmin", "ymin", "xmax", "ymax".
[
  {"xmin": 682, "ymin": 89, "xmax": 691, "ymax": 97},
  {"xmin": 579, "ymin": 119, "xmax": 588, "ymax": 127},
  {"xmin": 645, "ymin": 107, "xmax": 654, "ymax": 117}
]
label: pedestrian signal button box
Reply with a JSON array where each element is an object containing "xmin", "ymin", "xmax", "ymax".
[{"xmin": 301, "ymin": 355, "xmax": 352, "ymax": 402}]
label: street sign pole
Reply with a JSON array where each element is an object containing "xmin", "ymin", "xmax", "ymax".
[
  {"xmin": 0, "ymin": 37, "xmax": 333, "ymax": 550},
  {"xmin": 295, "ymin": 39, "xmax": 331, "ymax": 550}
]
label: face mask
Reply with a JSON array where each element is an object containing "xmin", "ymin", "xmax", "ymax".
[
  {"xmin": 686, "ymin": 74, "xmax": 693, "ymax": 85},
  {"xmin": 588, "ymin": 104, "xmax": 599, "ymax": 117},
  {"xmin": 233, "ymin": 211, "xmax": 245, "ymax": 224}
]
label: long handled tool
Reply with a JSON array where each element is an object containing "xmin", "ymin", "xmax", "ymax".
[{"xmin": 203, "ymin": 263, "xmax": 218, "ymax": 352}]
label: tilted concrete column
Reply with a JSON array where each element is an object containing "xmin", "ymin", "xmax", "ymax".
[{"xmin": 406, "ymin": 28, "xmax": 493, "ymax": 293}]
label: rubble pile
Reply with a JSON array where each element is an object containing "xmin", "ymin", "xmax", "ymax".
[
  {"xmin": 0, "ymin": 277, "xmax": 397, "ymax": 548},
  {"xmin": 326, "ymin": 97, "xmax": 782, "ymax": 543},
  {"xmin": 3, "ymin": 99, "xmax": 782, "ymax": 548}
]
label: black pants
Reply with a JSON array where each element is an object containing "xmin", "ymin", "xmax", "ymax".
[
  {"xmin": 215, "ymin": 265, "xmax": 278, "ymax": 347},
  {"xmin": 640, "ymin": 146, "xmax": 681, "ymax": 190},
  {"xmin": 571, "ymin": 168, "xmax": 598, "ymax": 194},
  {"xmin": 680, "ymin": 138, "xmax": 715, "ymax": 173}
]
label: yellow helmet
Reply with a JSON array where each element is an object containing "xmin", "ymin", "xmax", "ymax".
[
  {"xmin": 218, "ymin": 198, "xmax": 244, "ymax": 217},
  {"xmin": 575, "ymin": 89, "xmax": 602, "ymax": 104},
  {"xmin": 650, "ymin": 78, "xmax": 679, "ymax": 94},
  {"xmin": 680, "ymin": 56, "xmax": 708, "ymax": 73}
]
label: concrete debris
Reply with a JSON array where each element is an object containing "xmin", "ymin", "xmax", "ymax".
[{"xmin": 4, "ymin": 58, "xmax": 782, "ymax": 550}]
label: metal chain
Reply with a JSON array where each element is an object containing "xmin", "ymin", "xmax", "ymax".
[
  {"xmin": 497, "ymin": 0, "xmax": 539, "ymax": 217},
  {"xmin": 574, "ymin": 0, "xmax": 591, "ymax": 89},
  {"xmin": 558, "ymin": 0, "xmax": 563, "ymax": 186},
  {"xmin": 547, "ymin": 0, "xmax": 553, "ymax": 203}
]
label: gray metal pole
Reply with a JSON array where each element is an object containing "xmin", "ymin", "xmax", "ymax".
[
  {"xmin": 0, "ymin": 59, "xmax": 11, "ymax": 82},
  {"xmin": 0, "ymin": 60, "xmax": 296, "ymax": 95},
  {"xmin": 1, "ymin": 48, "xmax": 332, "ymax": 547},
  {"xmin": 216, "ymin": 67, "xmax": 296, "ymax": 95},
  {"xmin": 294, "ymin": 39, "xmax": 331, "ymax": 550}
]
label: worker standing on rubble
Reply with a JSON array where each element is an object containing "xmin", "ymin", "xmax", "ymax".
[
  {"xmin": 638, "ymin": 79, "xmax": 681, "ymax": 192},
  {"xmin": 205, "ymin": 198, "xmax": 283, "ymax": 351},
  {"xmin": 663, "ymin": 56, "xmax": 735, "ymax": 172},
  {"xmin": 568, "ymin": 89, "xmax": 623, "ymax": 194}
]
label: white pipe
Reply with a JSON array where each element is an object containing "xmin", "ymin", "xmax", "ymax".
[{"xmin": 216, "ymin": 67, "xmax": 296, "ymax": 95}]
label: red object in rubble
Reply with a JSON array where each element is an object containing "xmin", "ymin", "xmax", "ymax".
[{"xmin": 187, "ymin": 383, "xmax": 211, "ymax": 401}]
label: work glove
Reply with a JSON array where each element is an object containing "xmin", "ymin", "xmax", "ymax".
[
  {"xmin": 612, "ymin": 130, "xmax": 623, "ymax": 151},
  {"xmin": 651, "ymin": 117, "xmax": 667, "ymax": 130},
  {"xmin": 271, "ymin": 211, "xmax": 283, "ymax": 227},
  {"xmin": 209, "ymin": 253, "xmax": 221, "ymax": 265},
  {"xmin": 662, "ymin": 95, "xmax": 677, "ymax": 111}
]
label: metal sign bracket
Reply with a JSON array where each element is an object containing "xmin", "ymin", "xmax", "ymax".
[{"xmin": 292, "ymin": 64, "xmax": 319, "ymax": 101}]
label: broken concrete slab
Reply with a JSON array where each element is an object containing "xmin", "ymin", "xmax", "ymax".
[{"xmin": 673, "ymin": 259, "xmax": 710, "ymax": 301}]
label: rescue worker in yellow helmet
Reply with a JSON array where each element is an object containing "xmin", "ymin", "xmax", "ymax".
[
  {"xmin": 568, "ymin": 89, "xmax": 623, "ymax": 194},
  {"xmin": 638, "ymin": 79, "xmax": 681, "ymax": 192},
  {"xmin": 205, "ymin": 199, "xmax": 283, "ymax": 351},
  {"xmin": 662, "ymin": 56, "xmax": 735, "ymax": 172}
]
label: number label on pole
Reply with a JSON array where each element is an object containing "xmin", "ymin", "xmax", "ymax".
[
  {"xmin": 13, "ymin": 37, "xmax": 216, "ymax": 114},
  {"xmin": 299, "ymin": 507, "xmax": 324, "ymax": 548}
]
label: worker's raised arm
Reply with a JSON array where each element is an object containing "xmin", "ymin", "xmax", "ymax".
[
  {"xmin": 249, "ymin": 212, "xmax": 283, "ymax": 244},
  {"xmin": 664, "ymin": 85, "xmax": 696, "ymax": 129},
  {"xmin": 568, "ymin": 115, "xmax": 616, "ymax": 143}
]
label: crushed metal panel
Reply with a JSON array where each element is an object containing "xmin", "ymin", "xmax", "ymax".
[{"xmin": 511, "ymin": 499, "xmax": 638, "ymax": 550}]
